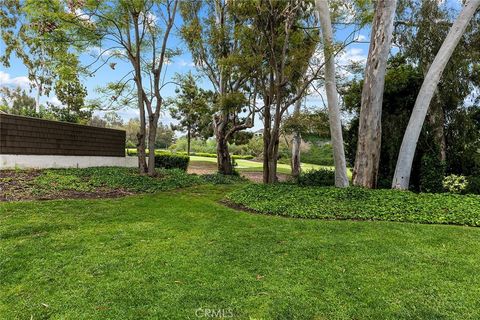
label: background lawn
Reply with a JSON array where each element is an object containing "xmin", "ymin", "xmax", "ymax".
[
  {"xmin": 1, "ymin": 185, "xmax": 480, "ymax": 319},
  {"xmin": 189, "ymin": 155, "xmax": 349, "ymax": 175}
]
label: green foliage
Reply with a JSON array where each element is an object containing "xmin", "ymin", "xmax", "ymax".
[
  {"xmin": 283, "ymin": 109, "xmax": 330, "ymax": 141},
  {"xmin": 126, "ymin": 148, "xmax": 253, "ymax": 160},
  {"xmin": 342, "ymin": 59, "xmax": 425, "ymax": 188},
  {"xmin": 443, "ymin": 174, "xmax": 468, "ymax": 194},
  {"xmin": 201, "ymin": 173, "xmax": 246, "ymax": 185},
  {"xmin": 32, "ymin": 167, "xmax": 202, "ymax": 195},
  {"xmin": 419, "ymin": 153, "xmax": 446, "ymax": 193},
  {"xmin": 301, "ymin": 143, "xmax": 334, "ymax": 166},
  {"xmin": 154, "ymin": 153, "xmax": 190, "ymax": 171},
  {"xmin": 227, "ymin": 184, "xmax": 480, "ymax": 226},
  {"xmin": 297, "ymin": 169, "xmax": 335, "ymax": 187},
  {"xmin": 0, "ymin": 87, "xmax": 37, "ymax": 115},
  {"xmin": 167, "ymin": 72, "xmax": 214, "ymax": 142},
  {"xmin": 467, "ymin": 176, "xmax": 480, "ymax": 195},
  {"xmin": 446, "ymin": 108, "xmax": 480, "ymax": 176},
  {"xmin": 181, "ymin": 152, "xmax": 254, "ymax": 160}
]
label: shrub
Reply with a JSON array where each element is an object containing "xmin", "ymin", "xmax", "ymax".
[
  {"xmin": 154, "ymin": 153, "xmax": 189, "ymax": 171},
  {"xmin": 419, "ymin": 153, "xmax": 446, "ymax": 193},
  {"xmin": 226, "ymin": 184, "xmax": 480, "ymax": 226},
  {"xmin": 467, "ymin": 176, "xmax": 480, "ymax": 195},
  {"xmin": 443, "ymin": 174, "xmax": 469, "ymax": 194},
  {"xmin": 301, "ymin": 143, "xmax": 334, "ymax": 166},
  {"xmin": 297, "ymin": 169, "xmax": 335, "ymax": 186}
]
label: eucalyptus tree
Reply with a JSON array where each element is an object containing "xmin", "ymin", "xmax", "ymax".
[
  {"xmin": 290, "ymin": 87, "xmax": 304, "ymax": 178},
  {"xmin": 353, "ymin": 0, "xmax": 397, "ymax": 188},
  {"xmin": 315, "ymin": 0, "xmax": 349, "ymax": 187},
  {"xmin": 234, "ymin": 0, "xmax": 323, "ymax": 184},
  {"xmin": 180, "ymin": 0, "xmax": 256, "ymax": 175},
  {"xmin": 392, "ymin": 0, "xmax": 480, "ymax": 190},
  {"xmin": 62, "ymin": 0, "xmax": 179, "ymax": 176}
]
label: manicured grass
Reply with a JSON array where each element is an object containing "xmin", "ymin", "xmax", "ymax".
[
  {"xmin": 2, "ymin": 185, "xmax": 480, "ymax": 319},
  {"xmin": 227, "ymin": 184, "xmax": 480, "ymax": 226},
  {"xmin": 189, "ymin": 155, "xmax": 344, "ymax": 175}
]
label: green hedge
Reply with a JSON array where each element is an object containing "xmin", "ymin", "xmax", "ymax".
[
  {"xmin": 301, "ymin": 144, "xmax": 335, "ymax": 166},
  {"xmin": 154, "ymin": 152, "xmax": 189, "ymax": 171},
  {"xmin": 227, "ymin": 184, "xmax": 480, "ymax": 227},
  {"xmin": 298, "ymin": 168, "xmax": 335, "ymax": 186}
]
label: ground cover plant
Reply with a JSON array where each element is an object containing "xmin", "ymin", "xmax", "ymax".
[
  {"xmin": 0, "ymin": 167, "xmax": 203, "ymax": 201},
  {"xmin": 227, "ymin": 184, "xmax": 480, "ymax": 227},
  {"xmin": 2, "ymin": 184, "xmax": 480, "ymax": 319}
]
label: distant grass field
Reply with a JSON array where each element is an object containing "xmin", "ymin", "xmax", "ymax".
[{"xmin": 189, "ymin": 156, "xmax": 352, "ymax": 176}]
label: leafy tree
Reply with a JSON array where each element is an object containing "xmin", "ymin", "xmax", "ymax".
[
  {"xmin": 1, "ymin": 0, "xmax": 84, "ymax": 112},
  {"xmin": 168, "ymin": 73, "xmax": 213, "ymax": 155},
  {"xmin": 234, "ymin": 0, "xmax": 321, "ymax": 183},
  {"xmin": 58, "ymin": 0, "xmax": 179, "ymax": 176},
  {"xmin": 180, "ymin": 0, "xmax": 256, "ymax": 175},
  {"xmin": 0, "ymin": 86, "xmax": 37, "ymax": 116},
  {"xmin": 154, "ymin": 123, "xmax": 175, "ymax": 149},
  {"xmin": 343, "ymin": 58, "xmax": 447, "ymax": 189},
  {"xmin": 49, "ymin": 68, "xmax": 92, "ymax": 124},
  {"xmin": 392, "ymin": 0, "xmax": 480, "ymax": 189}
]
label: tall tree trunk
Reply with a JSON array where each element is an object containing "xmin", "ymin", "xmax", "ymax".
[
  {"xmin": 216, "ymin": 126, "xmax": 233, "ymax": 175},
  {"xmin": 316, "ymin": 0, "xmax": 349, "ymax": 188},
  {"xmin": 353, "ymin": 0, "xmax": 397, "ymax": 188},
  {"xmin": 147, "ymin": 113, "xmax": 159, "ymax": 176},
  {"xmin": 35, "ymin": 80, "xmax": 41, "ymax": 114},
  {"xmin": 136, "ymin": 86, "xmax": 147, "ymax": 174},
  {"xmin": 263, "ymin": 132, "xmax": 279, "ymax": 184},
  {"xmin": 392, "ymin": 0, "xmax": 480, "ymax": 189},
  {"xmin": 187, "ymin": 126, "xmax": 191, "ymax": 156},
  {"xmin": 427, "ymin": 90, "xmax": 447, "ymax": 162},
  {"xmin": 291, "ymin": 96, "xmax": 302, "ymax": 178},
  {"xmin": 263, "ymin": 98, "xmax": 280, "ymax": 184}
]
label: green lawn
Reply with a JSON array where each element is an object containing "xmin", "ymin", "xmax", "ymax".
[
  {"xmin": 2, "ymin": 184, "xmax": 480, "ymax": 319},
  {"xmin": 189, "ymin": 155, "xmax": 346, "ymax": 175}
]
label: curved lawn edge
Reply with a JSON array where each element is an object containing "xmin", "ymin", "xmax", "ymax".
[{"xmin": 225, "ymin": 184, "xmax": 480, "ymax": 227}]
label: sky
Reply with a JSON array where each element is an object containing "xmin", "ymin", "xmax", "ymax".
[{"xmin": 4, "ymin": 2, "xmax": 466, "ymax": 132}]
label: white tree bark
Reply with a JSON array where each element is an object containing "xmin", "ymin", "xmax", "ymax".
[
  {"xmin": 291, "ymin": 95, "xmax": 302, "ymax": 178},
  {"xmin": 353, "ymin": 0, "xmax": 397, "ymax": 188},
  {"xmin": 315, "ymin": 0, "xmax": 349, "ymax": 187},
  {"xmin": 392, "ymin": 0, "xmax": 480, "ymax": 190}
]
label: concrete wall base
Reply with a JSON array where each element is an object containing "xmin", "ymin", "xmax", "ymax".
[{"xmin": 0, "ymin": 155, "xmax": 138, "ymax": 170}]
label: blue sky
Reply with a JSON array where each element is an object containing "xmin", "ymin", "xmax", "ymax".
[{"xmin": 0, "ymin": 5, "xmax": 382, "ymax": 131}]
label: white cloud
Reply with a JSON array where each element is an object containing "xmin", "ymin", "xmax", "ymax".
[
  {"xmin": 336, "ymin": 47, "xmax": 367, "ymax": 78},
  {"xmin": 0, "ymin": 71, "xmax": 31, "ymax": 89},
  {"xmin": 355, "ymin": 34, "xmax": 367, "ymax": 42},
  {"xmin": 177, "ymin": 59, "xmax": 195, "ymax": 68},
  {"xmin": 45, "ymin": 95, "xmax": 61, "ymax": 106}
]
